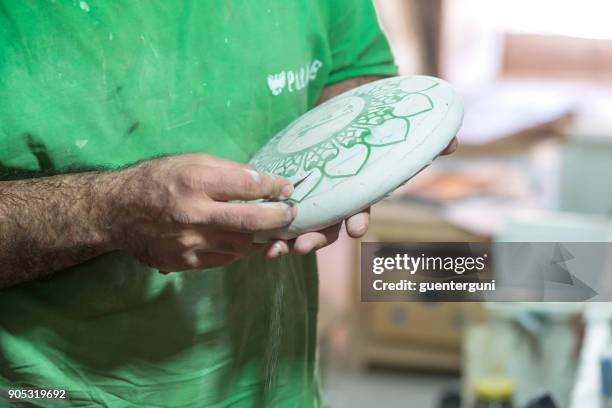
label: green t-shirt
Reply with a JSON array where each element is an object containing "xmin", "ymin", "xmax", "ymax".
[{"xmin": 0, "ymin": 1, "xmax": 396, "ymax": 406}]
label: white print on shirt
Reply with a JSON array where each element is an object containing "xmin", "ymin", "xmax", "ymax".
[{"xmin": 267, "ymin": 59, "xmax": 323, "ymax": 96}]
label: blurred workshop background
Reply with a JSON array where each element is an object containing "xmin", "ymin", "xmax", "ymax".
[{"xmin": 317, "ymin": 1, "xmax": 612, "ymax": 407}]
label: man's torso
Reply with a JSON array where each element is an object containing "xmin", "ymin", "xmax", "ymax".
[{"xmin": 0, "ymin": 1, "xmax": 331, "ymax": 406}]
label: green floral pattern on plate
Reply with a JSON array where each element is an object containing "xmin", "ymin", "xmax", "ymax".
[{"xmin": 250, "ymin": 77, "xmax": 439, "ymax": 202}]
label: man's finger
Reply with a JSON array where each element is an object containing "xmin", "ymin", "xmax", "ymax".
[
  {"xmin": 203, "ymin": 201, "xmax": 297, "ymax": 232},
  {"xmin": 201, "ymin": 230, "xmax": 254, "ymax": 255},
  {"xmin": 183, "ymin": 251, "xmax": 239, "ymax": 270},
  {"xmin": 265, "ymin": 240, "xmax": 291, "ymax": 259},
  {"xmin": 158, "ymin": 251, "xmax": 239, "ymax": 273},
  {"xmin": 293, "ymin": 223, "xmax": 341, "ymax": 254},
  {"xmin": 346, "ymin": 209, "xmax": 370, "ymax": 238},
  {"xmin": 204, "ymin": 168, "xmax": 293, "ymax": 201},
  {"xmin": 440, "ymin": 137, "xmax": 458, "ymax": 156}
]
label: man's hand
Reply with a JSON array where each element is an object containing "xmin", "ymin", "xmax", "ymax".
[
  {"xmin": 109, "ymin": 154, "xmax": 295, "ymax": 272},
  {"xmin": 0, "ymin": 153, "xmax": 295, "ymax": 287}
]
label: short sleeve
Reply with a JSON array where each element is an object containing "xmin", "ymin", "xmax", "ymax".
[{"xmin": 325, "ymin": 0, "xmax": 398, "ymax": 85}]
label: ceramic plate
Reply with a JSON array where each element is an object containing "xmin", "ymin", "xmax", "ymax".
[{"xmin": 250, "ymin": 75, "xmax": 463, "ymax": 241}]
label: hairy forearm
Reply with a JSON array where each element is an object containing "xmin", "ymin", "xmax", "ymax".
[{"xmin": 0, "ymin": 171, "xmax": 120, "ymax": 288}]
